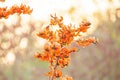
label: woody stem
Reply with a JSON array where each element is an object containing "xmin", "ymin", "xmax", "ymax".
[{"xmin": 50, "ymin": 57, "xmax": 59, "ymax": 80}]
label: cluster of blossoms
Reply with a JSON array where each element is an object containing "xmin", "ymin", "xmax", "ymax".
[
  {"xmin": 0, "ymin": 0, "xmax": 5, "ymax": 2},
  {"xmin": 0, "ymin": 0, "xmax": 96, "ymax": 79},
  {"xmin": 0, "ymin": 4, "xmax": 32, "ymax": 19},
  {"xmin": 34, "ymin": 14, "xmax": 96, "ymax": 80}
]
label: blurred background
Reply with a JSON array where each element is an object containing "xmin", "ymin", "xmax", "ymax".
[{"xmin": 0, "ymin": 0, "xmax": 120, "ymax": 80}]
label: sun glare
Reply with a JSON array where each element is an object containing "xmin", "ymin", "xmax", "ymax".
[
  {"xmin": 19, "ymin": 38, "xmax": 28, "ymax": 49},
  {"xmin": 1, "ymin": 52, "xmax": 16, "ymax": 65}
]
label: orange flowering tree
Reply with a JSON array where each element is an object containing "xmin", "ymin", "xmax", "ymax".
[
  {"xmin": 0, "ymin": 3, "xmax": 32, "ymax": 19},
  {"xmin": 0, "ymin": 0, "xmax": 5, "ymax": 2},
  {"xmin": 34, "ymin": 14, "xmax": 97, "ymax": 80},
  {"xmin": 1, "ymin": 1, "xmax": 96, "ymax": 79}
]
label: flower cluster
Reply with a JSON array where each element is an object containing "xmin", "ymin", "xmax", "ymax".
[
  {"xmin": 0, "ymin": 4, "xmax": 32, "ymax": 19},
  {"xmin": 77, "ymin": 37, "xmax": 96, "ymax": 46},
  {"xmin": 0, "ymin": 0, "xmax": 5, "ymax": 2},
  {"xmin": 35, "ymin": 14, "xmax": 96, "ymax": 80}
]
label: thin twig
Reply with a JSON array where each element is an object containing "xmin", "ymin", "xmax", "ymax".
[{"xmin": 50, "ymin": 57, "xmax": 59, "ymax": 80}]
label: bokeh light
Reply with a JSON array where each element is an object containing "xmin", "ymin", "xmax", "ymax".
[{"xmin": 5, "ymin": 52, "xmax": 15, "ymax": 65}]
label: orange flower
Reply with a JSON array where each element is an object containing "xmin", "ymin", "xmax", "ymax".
[
  {"xmin": 34, "ymin": 52, "xmax": 41, "ymax": 57},
  {"xmin": 0, "ymin": 0, "xmax": 5, "ymax": 2},
  {"xmin": 34, "ymin": 52, "xmax": 50, "ymax": 61},
  {"xmin": 77, "ymin": 37, "xmax": 95, "ymax": 46},
  {"xmin": 22, "ymin": 5, "xmax": 33, "ymax": 14},
  {"xmin": 50, "ymin": 14, "xmax": 63, "ymax": 25},
  {"xmin": 46, "ymin": 69, "xmax": 62, "ymax": 78},
  {"xmin": 44, "ymin": 43, "xmax": 51, "ymax": 53},
  {"xmin": 55, "ymin": 69, "xmax": 62, "ymax": 78},
  {"xmin": 37, "ymin": 26, "xmax": 57, "ymax": 42},
  {"xmin": 10, "ymin": 5, "xmax": 22, "ymax": 14},
  {"xmin": 41, "ymin": 53, "xmax": 50, "ymax": 61},
  {"xmin": 0, "ymin": 4, "xmax": 32, "ymax": 19},
  {"xmin": 60, "ymin": 47, "xmax": 69, "ymax": 58},
  {"xmin": 50, "ymin": 42, "xmax": 61, "ymax": 57},
  {"xmin": 57, "ymin": 25, "xmax": 75, "ymax": 45},
  {"xmin": 0, "ymin": 7, "xmax": 9, "ymax": 18},
  {"xmin": 78, "ymin": 20, "xmax": 91, "ymax": 32},
  {"xmin": 69, "ymin": 47, "xmax": 76, "ymax": 53},
  {"xmin": 46, "ymin": 70, "xmax": 53, "ymax": 77},
  {"xmin": 58, "ymin": 58, "xmax": 70, "ymax": 68}
]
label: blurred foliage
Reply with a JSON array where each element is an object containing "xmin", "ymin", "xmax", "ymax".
[{"xmin": 0, "ymin": 0, "xmax": 120, "ymax": 80}]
